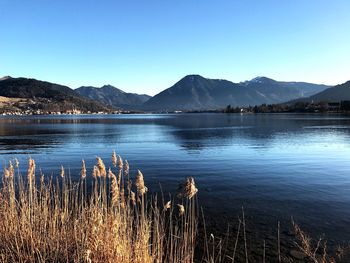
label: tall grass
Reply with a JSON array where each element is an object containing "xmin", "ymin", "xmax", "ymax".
[
  {"xmin": 0, "ymin": 153, "xmax": 347, "ymax": 263},
  {"xmin": 0, "ymin": 154, "xmax": 198, "ymax": 263}
]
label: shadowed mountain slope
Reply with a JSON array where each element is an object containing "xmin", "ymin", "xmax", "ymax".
[
  {"xmin": 76, "ymin": 85, "xmax": 150, "ymax": 110},
  {"xmin": 0, "ymin": 77, "xmax": 110, "ymax": 112}
]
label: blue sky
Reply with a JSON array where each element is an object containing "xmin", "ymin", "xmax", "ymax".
[{"xmin": 0, "ymin": 0, "xmax": 349, "ymax": 95}]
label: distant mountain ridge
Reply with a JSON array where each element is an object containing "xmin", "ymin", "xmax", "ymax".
[
  {"xmin": 1, "ymin": 75, "xmax": 340, "ymax": 113},
  {"xmin": 142, "ymin": 75, "xmax": 330, "ymax": 111},
  {"xmin": 0, "ymin": 77, "xmax": 110, "ymax": 112},
  {"xmin": 289, "ymin": 80, "xmax": 350, "ymax": 104},
  {"xmin": 242, "ymin": 77, "xmax": 330, "ymax": 100},
  {"xmin": 76, "ymin": 85, "xmax": 150, "ymax": 110}
]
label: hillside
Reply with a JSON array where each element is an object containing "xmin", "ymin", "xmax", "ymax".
[
  {"xmin": 142, "ymin": 75, "xmax": 329, "ymax": 111},
  {"xmin": 76, "ymin": 85, "xmax": 150, "ymax": 110},
  {"xmin": 287, "ymin": 80, "xmax": 350, "ymax": 104},
  {"xmin": 307, "ymin": 80, "xmax": 350, "ymax": 102},
  {"xmin": 281, "ymin": 81, "xmax": 330, "ymax": 98},
  {"xmin": 242, "ymin": 77, "xmax": 329, "ymax": 103},
  {"xmin": 0, "ymin": 77, "xmax": 110, "ymax": 113}
]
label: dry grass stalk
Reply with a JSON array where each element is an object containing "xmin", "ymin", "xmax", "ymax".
[
  {"xmin": 130, "ymin": 191, "xmax": 136, "ymax": 205},
  {"xmin": 293, "ymin": 221, "xmax": 335, "ymax": 263},
  {"xmin": 230, "ymin": 218, "xmax": 241, "ymax": 263},
  {"xmin": 242, "ymin": 207, "xmax": 248, "ymax": 263},
  {"xmin": 278, "ymin": 221, "xmax": 281, "ymax": 263}
]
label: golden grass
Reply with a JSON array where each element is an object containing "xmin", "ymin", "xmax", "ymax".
[
  {"xmin": 0, "ymin": 153, "xmax": 348, "ymax": 263},
  {"xmin": 0, "ymin": 154, "xmax": 198, "ymax": 263}
]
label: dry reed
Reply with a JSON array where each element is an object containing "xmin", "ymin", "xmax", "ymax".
[
  {"xmin": 292, "ymin": 220, "xmax": 337, "ymax": 263},
  {"xmin": 0, "ymin": 153, "xmax": 346, "ymax": 263},
  {"xmin": 0, "ymin": 153, "xmax": 199, "ymax": 263}
]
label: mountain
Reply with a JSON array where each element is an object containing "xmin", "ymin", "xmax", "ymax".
[
  {"xmin": 0, "ymin": 77, "xmax": 110, "ymax": 113},
  {"xmin": 242, "ymin": 77, "xmax": 329, "ymax": 103},
  {"xmin": 142, "ymin": 75, "xmax": 329, "ymax": 111},
  {"xmin": 76, "ymin": 85, "xmax": 151, "ymax": 110},
  {"xmin": 291, "ymin": 80, "xmax": 350, "ymax": 103},
  {"xmin": 281, "ymin": 81, "xmax": 330, "ymax": 98},
  {"xmin": 142, "ymin": 75, "xmax": 271, "ymax": 111},
  {"xmin": 0, "ymin": 75, "xmax": 334, "ymax": 113}
]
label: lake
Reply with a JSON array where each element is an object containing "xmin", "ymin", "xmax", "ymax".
[{"xmin": 1, "ymin": 113, "xmax": 350, "ymax": 258}]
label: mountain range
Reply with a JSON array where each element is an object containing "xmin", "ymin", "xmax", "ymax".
[
  {"xmin": 0, "ymin": 77, "xmax": 109, "ymax": 113},
  {"xmin": 142, "ymin": 75, "xmax": 330, "ymax": 111},
  {"xmin": 1, "ymin": 74, "xmax": 349, "ymax": 113},
  {"xmin": 76, "ymin": 85, "xmax": 150, "ymax": 110}
]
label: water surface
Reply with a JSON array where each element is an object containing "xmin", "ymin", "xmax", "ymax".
[{"xmin": 1, "ymin": 113, "xmax": 350, "ymax": 256}]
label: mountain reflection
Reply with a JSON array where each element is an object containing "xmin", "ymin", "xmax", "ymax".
[{"xmin": 1, "ymin": 114, "xmax": 350, "ymax": 153}]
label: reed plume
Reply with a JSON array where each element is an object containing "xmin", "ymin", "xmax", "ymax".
[
  {"xmin": 81, "ymin": 159, "xmax": 87, "ymax": 179},
  {"xmin": 118, "ymin": 155, "xmax": 123, "ymax": 170},
  {"xmin": 112, "ymin": 150, "xmax": 117, "ymax": 168},
  {"xmin": 164, "ymin": 201, "xmax": 171, "ymax": 211},
  {"xmin": 108, "ymin": 168, "xmax": 113, "ymax": 178},
  {"xmin": 92, "ymin": 165, "xmax": 100, "ymax": 178},
  {"xmin": 60, "ymin": 165, "xmax": 65, "ymax": 178},
  {"xmin": 177, "ymin": 177, "xmax": 198, "ymax": 199},
  {"xmin": 110, "ymin": 172, "xmax": 119, "ymax": 206},
  {"xmin": 96, "ymin": 157, "xmax": 106, "ymax": 177},
  {"xmin": 135, "ymin": 170, "xmax": 148, "ymax": 196},
  {"xmin": 177, "ymin": 204, "xmax": 185, "ymax": 216},
  {"xmin": 27, "ymin": 157, "xmax": 35, "ymax": 180},
  {"xmin": 14, "ymin": 158, "xmax": 19, "ymax": 168},
  {"xmin": 3, "ymin": 167, "xmax": 10, "ymax": 178},
  {"xmin": 124, "ymin": 160, "xmax": 129, "ymax": 174},
  {"xmin": 8, "ymin": 161, "xmax": 14, "ymax": 178}
]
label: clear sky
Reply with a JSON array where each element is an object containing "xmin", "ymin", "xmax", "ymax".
[{"xmin": 1, "ymin": 0, "xmax": 349, "ymax": 95}]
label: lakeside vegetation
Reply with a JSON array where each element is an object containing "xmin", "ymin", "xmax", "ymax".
[
  {"xmin": 0, "ymin": 153, "xmax": 348, "ymax": 262},
  {"xmin": 2, "ymin": 100, "xmax": 350, "ymax": 116},
  {"xmin": 223, "ymin": 101, "xmax": 350, "ymax": 114}
]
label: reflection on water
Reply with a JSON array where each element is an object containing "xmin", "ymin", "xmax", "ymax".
[{"xmin": 1, "ymin": 113, "xmax": 350, "ymax": 251}]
